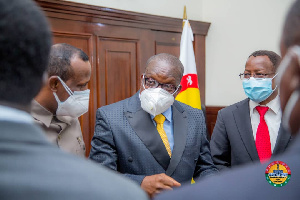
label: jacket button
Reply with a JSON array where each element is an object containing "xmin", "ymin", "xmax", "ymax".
[{"xmin": 128, "ymin": 157, "xmax": 133, "ymax": 162}]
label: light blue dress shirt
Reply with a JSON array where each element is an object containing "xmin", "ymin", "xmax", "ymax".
[{"xmin": 151, "ymin": 106, "xmax": 174, "ymax": 152}]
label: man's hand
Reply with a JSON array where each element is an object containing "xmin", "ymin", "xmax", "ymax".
[{"xmin": 141, "ymin": 173, "xmax": 181, "ymax": 198}]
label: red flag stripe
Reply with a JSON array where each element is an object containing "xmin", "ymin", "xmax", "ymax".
[{"xmin": 180, "ymin": 74, "xmax": 199, "ymax": 92}]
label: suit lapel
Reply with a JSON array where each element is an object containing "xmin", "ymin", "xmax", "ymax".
[
  {"xmin": 166, "ymin": 102, "xmax": 187, "ymax": 176},
  {"xmin": 272, "ymin": 123, "xmax": 292, "ymax": 155},
  {"xmin": 233, "ymin": 99, "xmax": 259, "ymax": 161},
  {"xmin": 125, "ymin": 92, "xmax": 170, "ymax": 170}
]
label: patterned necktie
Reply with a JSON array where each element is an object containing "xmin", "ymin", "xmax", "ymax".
[
  {"xmin": 154, "ymin": 114, "xmax": 172, "ymax": 157},
  {"xmin": 255, "ymin": 106, "xmax": 272, "ymax": 162}
]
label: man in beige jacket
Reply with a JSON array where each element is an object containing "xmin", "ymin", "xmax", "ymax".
[{"xmin": 31, "ymin": 43, "xmax": 91, "ymax": 157}]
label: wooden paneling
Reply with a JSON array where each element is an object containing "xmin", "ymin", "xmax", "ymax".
[
  {"xmin": 35, "ymin": 0, "xmax": 211, "ymax": 157},
  {"xmin": 97, "ymin": 38, "xmax": 137, "ymax": 105},
  {"xmin": 194, "ymin": 35, "xmax": 206, "ymax": 103},
  {"xmin": 155, "ymin": 31, "xmax": 181, "ymax": 57},
  {"xmin": 206, "ymin": 106, "xmax": 225, "ymax": 137}
]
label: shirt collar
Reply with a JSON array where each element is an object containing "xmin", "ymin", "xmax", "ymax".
[
  {"xmin": 31, "ymin": 100, "xmax": 72, "ymax": 127},
  {"xmin": 249, "ymin": 95, "xmax": 281, "ymax": 116},
  {"xmin": 266, "ymin": 94, "xmax": 281, "ymax": 114},
  {"xmin": 31, "ymin": 100, "xmax": 53, "ymax": 127},
  {"xmin": 151, "ymin": 106, "xmax": 173, "ymax": 122},
  {"xmin": 0, "ymin": 105, "xmax": 33, "ymax": 124}
]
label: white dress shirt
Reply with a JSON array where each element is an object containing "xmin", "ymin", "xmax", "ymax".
[{"xmin": 249, "ymin": 95, "xmax": 281, "ymax": 152}]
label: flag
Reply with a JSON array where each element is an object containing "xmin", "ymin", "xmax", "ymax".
[{"xmin": 176, "ymin": 19, "xmax": 201, "ymax": 110}]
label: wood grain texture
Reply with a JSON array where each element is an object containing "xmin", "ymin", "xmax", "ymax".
[{"xmin": 206, "ymin": 106, "xmax": 225, "ymax": 137}]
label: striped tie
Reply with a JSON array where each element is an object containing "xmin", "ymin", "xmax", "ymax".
[{"xmin": 154, "ymin": 114, "xmax": 172, "ymax": 157}]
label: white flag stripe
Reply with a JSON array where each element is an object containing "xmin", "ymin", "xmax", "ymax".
[{"xmin": 179, "ymin": 19, "xmax": 197, "ymax": 75}]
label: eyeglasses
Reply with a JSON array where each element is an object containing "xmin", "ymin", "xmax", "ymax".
[
  {"xmin": 143, "ymin": 74, "xmax": 180, "ymax": 94},
  {"xmin": 239, "ymin": 73, "xmax": 275, "ymax": 80}
]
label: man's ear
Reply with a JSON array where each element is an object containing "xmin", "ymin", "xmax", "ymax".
[{"xmin": 48, "ymin": 76, "xmax": 59, "ymax": 92}]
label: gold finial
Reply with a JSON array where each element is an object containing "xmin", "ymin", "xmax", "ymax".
[{"xmin": 183, "ymin": 5, "xmax": 187, "ymax": 28}]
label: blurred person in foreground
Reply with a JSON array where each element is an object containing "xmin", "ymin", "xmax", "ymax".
[{"xmin": 0, "ymin": 0, "xmax": 148, "ymax": 199}]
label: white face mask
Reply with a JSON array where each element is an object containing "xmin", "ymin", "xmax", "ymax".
[
  {"xmin": 53, "ymin": 76, "xmax": 90, "ymax": 118},
  {"xmin": 140, "ymin": 88, "xmax": 175, "ymax": 116},
  {"xmin": 276, "ymin": 45, "xmax": 300, "ymax": 133}
]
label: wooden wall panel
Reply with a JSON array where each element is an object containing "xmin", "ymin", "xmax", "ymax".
[
  {"xmin": 194, "ymin": 35, "xmax": 206, "ymax": 105},
  {"xmin": 155, "ymin": 31, "xmax": 181, "ymax": 58},
  {"xmin": 97, "ymin": 38, "xmax": 137, "ymax": 106},
  {"xmin": 35, "ymin": 0, "xmax": 211, "ymax": 157},
  {"xmin": 206, "ymin": 106, "xmax": 225, "ymax": 137}
]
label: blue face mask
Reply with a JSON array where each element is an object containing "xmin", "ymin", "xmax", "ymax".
[{"xmin": 242, "ymin": 75, "xmax": 277, "ymax": 103}]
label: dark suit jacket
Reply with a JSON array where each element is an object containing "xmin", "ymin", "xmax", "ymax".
[
  {"xmin": 89, "ymin": 92, "xmax": 218, "ymax": 185},
  {"xmin": 0, "ymin": 120, "xmax": 148, "ymax": 200},
  {"xmin": 210, "ymin": 98, "xmax": 291, "ymax": 170},
  {"xmin": 155, "ymin": 134, "xmax": 300, "ymax": 200}
]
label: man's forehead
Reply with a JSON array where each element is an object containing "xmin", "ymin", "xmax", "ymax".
[
  {"xmin": 69, "ymin": 58, "xmax": 91, "ymax": 80},
  {"xmin": 245, "ymin": 55, "xmax": 273, "ymax": 70},
  {"xmin": 146, "ymin": 60, "xmax": 176, "ymax": 73},
  {"xmin": 70, "ymin": 57, "xmax": 91, "ymax": 71}
]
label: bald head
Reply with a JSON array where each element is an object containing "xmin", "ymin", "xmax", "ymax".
[{"xmin": 145, "ymin": 53, "xmax": 184, "ymax": 85}]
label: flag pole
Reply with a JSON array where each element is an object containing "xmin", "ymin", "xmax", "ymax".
[
  {"xmin": 177, "ymin": 5, "xmax": 202, "ymax": 110},
  {"xmin": 183, "ymin": 5, "xmax": 187, "ymax": 28}
]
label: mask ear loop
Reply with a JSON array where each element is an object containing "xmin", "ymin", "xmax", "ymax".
[
  {"xmin": 270, "ymin": 73, "xmax": 279, "ymax": 92},
  {"xmin": 171, "ymin": 84, "xmax": 181, "ymax": 95},
  {"xmin": 57, "ymin": 76, "xmax": 73, "ymax": 96},
  {"xmin": 53, "ymin": 92, "xmax": 62, "ymax": 104}
]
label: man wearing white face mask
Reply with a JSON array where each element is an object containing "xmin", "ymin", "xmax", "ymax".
[
  {"xmin": 31, "ymin": 43, "xmax": 91, "ymax": 157},
  {"xmin": 90, "ymin": 53, "xmax": 218, "ymax": 198},
  {"xmin": 210, "ymin": 50, "xmax": 292, "ymax": 170}
]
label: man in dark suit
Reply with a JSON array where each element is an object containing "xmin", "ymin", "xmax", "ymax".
[
  {"xmin": 89, "ymin": 53, "xmax": 218, "ymax": 198},
  {"xmin": 210, "ymin": 50, "xmax": 291, "ymax": 170},
  {"xmin": 0, "ymin": 1, "xmax": 148, "ymax": 199},
  {"xmin": 155, "ymin": 1, "xmax": 300, "ymax": 199}
]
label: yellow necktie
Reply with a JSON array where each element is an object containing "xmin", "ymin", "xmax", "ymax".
[{"xmin": 154, "ymin": 114, "xmax": 172, "ymax": 157}]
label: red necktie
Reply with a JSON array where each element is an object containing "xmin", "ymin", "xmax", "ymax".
[{"xmin": 255, "ymin": 106, "xmax": 272, "ymax": 162}]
